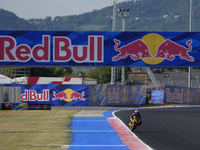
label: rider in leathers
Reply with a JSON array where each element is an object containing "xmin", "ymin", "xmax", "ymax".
[{"xmin": 130, "ymin": 109, "xmax": 142, "ymax": 126}]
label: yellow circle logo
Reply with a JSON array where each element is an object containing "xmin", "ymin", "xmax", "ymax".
[
  {"xmin": 141, "ymin": 33, "xmax": 165, "ymax": 65},
  {"xmin": 64, "ymin": 89, "xmax": 74, "ymax": 102}
]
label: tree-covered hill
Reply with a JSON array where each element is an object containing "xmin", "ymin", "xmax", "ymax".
[
  {"xmin": 0, "ymin": 9, "xmax": 36, "ymax": 30},
  {"xmin": 1, "ymin": 0, "xmax": 200, "ymax": 32}
]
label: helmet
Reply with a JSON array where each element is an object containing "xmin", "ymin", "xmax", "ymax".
[{"xmin": 135, "ymin": 109, "xmax": 139, "ymax": 113}]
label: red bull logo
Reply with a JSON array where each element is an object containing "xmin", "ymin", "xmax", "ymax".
[
  {"xmin": 0, "ymin": 35, "xmax": 103, "ymax": 63},
  {"xmin": 21, "ymin": 90, "xmax": 49, "ymax": 101},
  {"xmin": 112, "ymin": 39, "xmax": 152, "ymax": 61},
  {"xmin": 52, "ymin": 89, "xmax": 85, "ymax": 102},
  {"xmin": 154, "ymin": 39, "xmax": 194, "ymax": 61},
  {"xmin": 166, "ymin": 88, "xmax": 184, "ymax": 103},
  {"xmin": 112, "ymin": 33, "xmax": 194, "ymax": 65}
]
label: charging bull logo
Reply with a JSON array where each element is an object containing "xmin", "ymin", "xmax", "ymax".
[
  {"xmin": 112, "ymin": 39, "xmax": 152, "ymax": 61},
  {"xmin": 52, "ymin": 89, "xmax": 85, "ymax": 102},
  {"xmin": 112, "ymin": 33, "xmax": 194, "ymax": 65},
  {"xmin": 155, "ymin": 39, "xmax": 194, "ymax": 62}
]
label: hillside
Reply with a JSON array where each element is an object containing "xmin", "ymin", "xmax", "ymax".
[
  {"xmin": 0, "ymin": 9, "xmax": 36, "ymax": 30},
  {"xmin": 0, "ymin": 0, "xmax": 200, "ymax": 32}
]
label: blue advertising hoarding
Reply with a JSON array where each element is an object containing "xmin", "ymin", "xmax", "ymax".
[
  {"xmin": 151, "ymin": 90, "xmax": 164, "ymax": 104},
  {"xmin": 89, "ymin": 85, "xmax": 146, "ymax": 106},
  {"xmin": 2, "ymin": 84, "xmax": 145, "ymax": 107},
  {"xmin": 164, "ymin": 86, "xmax": 200, "ymax": 105},
  {"xmin": 0, "ymin": 31, "xmax": 200, "ymax": 67},
  {"xmin": 7, "ymin": 84, "xmax": 89, "ymax": 106}
]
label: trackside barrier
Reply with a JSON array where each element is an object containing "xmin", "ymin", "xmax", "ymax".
[
  {"xmin": 151, "ymin": 90, "xmax": 164, "ymax": 104},
  {"xmin": 0, "ymin": 84, "xmax": 146, "ymax": 107},
  {"xmin": 89, "ymin": 85, "xmax": 146, "ymax": 106},
  {"xmin": 1, "ymin": 103, "xmax": 27, "ymax": 110},
  {"xmin": 164, "ymin": 85, "xmax": 200, "ymax": 105}
]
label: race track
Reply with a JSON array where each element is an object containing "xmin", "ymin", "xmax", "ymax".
[{"xmin": 114, "ymin": 107, "xmax": 200, "ymax": 150}]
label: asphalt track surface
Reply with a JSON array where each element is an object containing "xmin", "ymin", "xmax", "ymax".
[{"xmin": 114, "ymin": 107, "xmax": 200, "ymax": 150}]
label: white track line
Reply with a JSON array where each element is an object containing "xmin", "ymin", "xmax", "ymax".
[
  {"xmin": 72, "ymin": 130, "xmax": 115, "ymax": 132},
  {"xmin": 112, "ymin": 108, "xmax": 154, "ymax": 150},
  {"xmin": 69, "ymin": 145, "xmax": 127, "ymax": 146}
]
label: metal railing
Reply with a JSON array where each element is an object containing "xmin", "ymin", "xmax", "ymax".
[
  {"xmin": 146, "ymin": 67, "xmax": 159, "ymax": 87},
  {"xmin": 0, "ymin": 86, "xmax": 21, "ymax": 103}
]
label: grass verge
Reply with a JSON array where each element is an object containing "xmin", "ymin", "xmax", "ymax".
[{"xmin": 0, "ymin": 110, "xmax": 79, "ymax": 150}]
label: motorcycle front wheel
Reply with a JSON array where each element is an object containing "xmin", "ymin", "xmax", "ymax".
[{"xmin": 130, "ymin": 124, "xmax": 136, "ymax": 132}]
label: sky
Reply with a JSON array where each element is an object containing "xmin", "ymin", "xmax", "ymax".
[{"xmin": 0, "ymin": 0, "xmax": 126, "ymax": 19}]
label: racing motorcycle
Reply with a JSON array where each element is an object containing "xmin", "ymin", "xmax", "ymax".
[{"xmin": 129, "ymin": 116, "xmax": 139, "ymax": 132}]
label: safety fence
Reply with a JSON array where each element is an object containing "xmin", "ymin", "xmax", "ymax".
[
  {"xmin": 151, "ymin": 89, "xmax": 164, "ymax": 104},
  {"xmin": 0, "ymin": 84, "xmax": 146, "ymax": 110},
  {"xmin": 148, "ymin": 86, "xmax": 200, "ymax": 105},
  {"xmin": 164, "ymin": 85, "xmax": 200, "ymax": 105},
  {"xmin": 0, "ymin": 86, "xmax": 21, "ymax": 103}
]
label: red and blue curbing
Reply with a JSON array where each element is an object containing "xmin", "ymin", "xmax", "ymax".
[{"xmin": 67, "ymin": 109, "xmax": 152, "ymax": 150}]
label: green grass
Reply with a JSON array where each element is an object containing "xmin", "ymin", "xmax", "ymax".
[{"xmin": 0, "ymin": 110, "xmax": 79, "ymax": 150}]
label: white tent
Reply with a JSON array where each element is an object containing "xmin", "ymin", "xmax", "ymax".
[
  {"xmin": 12, "ymin": 77, "xmax": 28, "ymax": 84},
  {"xmin": 0, "ymin": 74, "xmax": 12, "ymax": 84}
]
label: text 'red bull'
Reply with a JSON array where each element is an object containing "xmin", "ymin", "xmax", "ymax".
[
  {"xmin": 0, "ymin": 35, "xmax": 103, "ymax": 63},
  {"xmin": 166, "ymin": 88, "xmax": 184, "ymax": 103},
  {"xmin": 52, "ymin": 91, "xmax": 85, "ymax": 101},
  {"xmin": 21, "ymin": 90, "xmax": 49, "ymax": 101}
]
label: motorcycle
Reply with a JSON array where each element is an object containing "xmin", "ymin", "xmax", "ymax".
[{"xmin": 129, "ymin": 116, "xmax": 139, "ymax": 132}]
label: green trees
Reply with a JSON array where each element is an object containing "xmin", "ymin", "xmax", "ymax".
[
  {"xmin": 86, "ymin": 67, "xmax": 111, "ymax": 84},
  {"xmin": 86, "ymin": 67, "xmax": 131, "ymax": 84},
  {"xmin": 0, "ymin": 9, "xmax": 36, "ymax": 30},
  {"xmin": 1, "ymin": 0, "xmax": 200, "ymax": 32}
]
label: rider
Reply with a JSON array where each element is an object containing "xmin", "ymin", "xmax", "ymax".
[{"xmin": 130, "ymin": 109, "xmax": 142, "ymax": 126}]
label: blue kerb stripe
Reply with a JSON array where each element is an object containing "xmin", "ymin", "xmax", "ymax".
[{"xmin": 69, "ymin": 109, "xmax": 129, "ymax": 150}]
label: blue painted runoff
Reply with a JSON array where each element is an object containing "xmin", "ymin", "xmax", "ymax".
[{"xmin": 69, "ymin": 109, "xmax": 129, "ymax": 150}]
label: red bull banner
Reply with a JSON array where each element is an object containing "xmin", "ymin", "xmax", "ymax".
[
  {"xmin": 0, "ymin": 31, "xmax": 200, "ymax": 66},
  {"xmin": 89, "ymin": 85, "xmax": 146, "ymax": 106},
  {"xmin": 6, "ymin": 84, "xmax": 89, "ymax": 106},
  {"xmin": 1, "ymin": 103, "xmax": 27, "ymax": 110},
  {"xmin": 4, "ymin": 84, "xmax": 145, "ymax": 106},
  {"xmin": 28, "ymin": 104, "xmax": 51, "ymax": 110},
  {"xmin": 151, "ymin": 90, "xmax": 164, "ymax": 104},
  {"xmin": 164, "ymin": 86, "xmax": 200, "ymax": 105}
]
